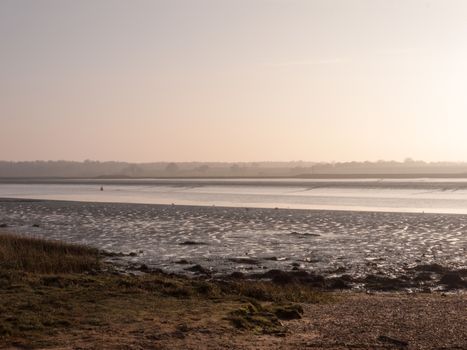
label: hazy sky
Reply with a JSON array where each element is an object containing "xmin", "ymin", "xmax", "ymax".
[{"xmin": 2, "ymin": 0, "xmax": 467, "ymax": 162}]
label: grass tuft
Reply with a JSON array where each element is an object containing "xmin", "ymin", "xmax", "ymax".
[{"xmin": 226, "ymin": 303, "xmax": 285, "ymax": 335}]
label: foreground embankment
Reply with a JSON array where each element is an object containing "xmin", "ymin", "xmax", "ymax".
[{"xmin": 0, "ymin": 232, "xmax": 466, "ymax": 350}]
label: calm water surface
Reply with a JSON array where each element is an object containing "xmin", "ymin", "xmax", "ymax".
[{"xmin": 2, "ymin": 178, "xmax": 467, "ymax": 214}]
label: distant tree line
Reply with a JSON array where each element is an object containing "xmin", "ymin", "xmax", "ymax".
[{"xmin": 1, "ymin": 159, "xmax": 467, "ymax": 178}]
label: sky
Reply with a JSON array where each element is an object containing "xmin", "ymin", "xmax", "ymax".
[{"xmin": 1, "ymin": 0, "xmax": 467, "ymax": 163}]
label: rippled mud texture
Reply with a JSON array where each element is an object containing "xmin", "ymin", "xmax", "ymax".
[{"xmin": 0, "ymin": 199, "xmax": 465, "ymax": 290}]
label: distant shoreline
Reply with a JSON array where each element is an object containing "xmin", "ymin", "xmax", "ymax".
[
  {"xmin": 3, "ymin": 176, "xmax": 467, "ymax": 197},
  {"xmin": 3, "ymin": 172, "xmax": 467, "ymax": 181}
]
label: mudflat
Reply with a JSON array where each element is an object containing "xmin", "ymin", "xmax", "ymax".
[{"xmin": 0, "ymin": 199, "xmax": 466, "ymax": 291}]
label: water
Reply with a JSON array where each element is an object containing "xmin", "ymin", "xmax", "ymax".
[{"xmin": 2, "ymin": 178, "xmax": 467, "ymax": 214}]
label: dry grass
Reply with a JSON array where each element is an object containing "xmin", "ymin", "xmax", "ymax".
[{"xmin": 0, "ymin": 232, "xmax": 100, "ymax": 274}]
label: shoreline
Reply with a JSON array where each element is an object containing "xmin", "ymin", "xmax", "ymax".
[{"xmin": 0, "ymin": 232, "xmax": 466, "ymax": 349}]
